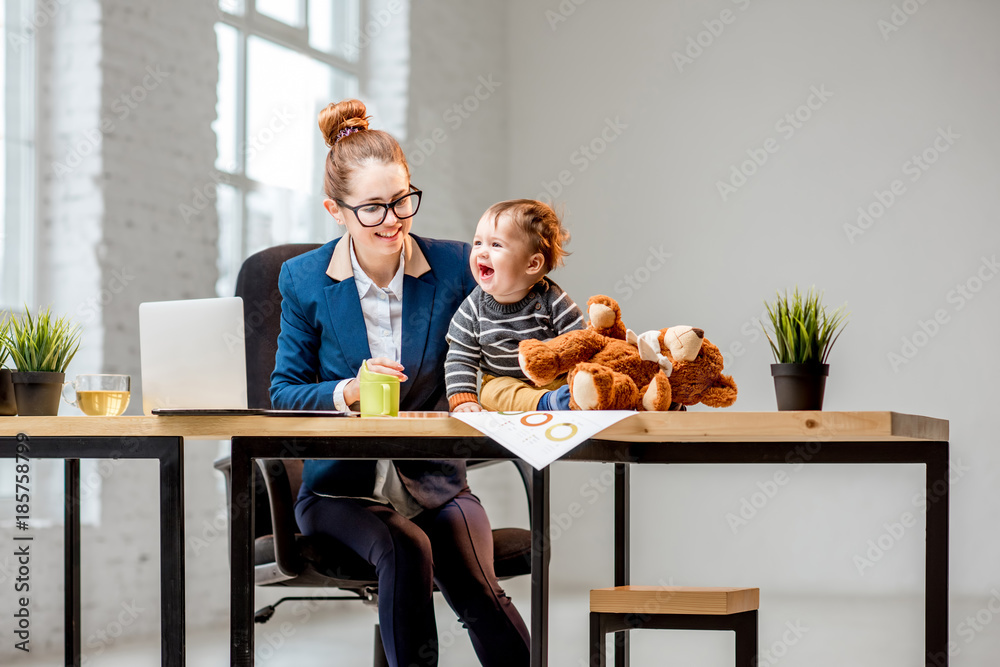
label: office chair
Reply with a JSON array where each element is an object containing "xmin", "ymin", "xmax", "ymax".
[{"xmin": 213, "ymin": 243, "xmax": 535, "ymax": 665}]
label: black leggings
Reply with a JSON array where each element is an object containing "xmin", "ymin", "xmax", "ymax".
[{"xmin": 294, "ymin": 488, "xmax": 530, "ymax": 667}]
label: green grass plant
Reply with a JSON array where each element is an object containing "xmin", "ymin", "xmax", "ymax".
[
  {"xmin": 0, "ymin": 314, "xmax": 10, "ymax": 369},
  {"xmin": 762, "ymin": 287, "xmax": 848, "ymax": 365},
  {"xmin": 2, "ymin": 306, "xmax": 82, "ymax": 373}
]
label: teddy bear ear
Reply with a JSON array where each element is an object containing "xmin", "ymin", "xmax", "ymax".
[
  {"xmin": 588, "ymin": 302, "xmax": 618, "ymax": 331},
  {"xmin": 586, "ymin": 295, "xmax": 619, "ymax": 310},
  {"xmin": 699, "ymin": 380, "xmax": 738, "ymax": 408}
]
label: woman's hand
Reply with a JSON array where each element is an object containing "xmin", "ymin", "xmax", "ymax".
[
  {"xmin": 452, "ymin": 401, "xmax": 482, "ymax": 413},
  {"xmin": 366, "ymin": 357, "xmax": 408, "ymax": 381},
  {"xmin": 343, "ymin": 358, "xmax": 408, "ymax": 406}
]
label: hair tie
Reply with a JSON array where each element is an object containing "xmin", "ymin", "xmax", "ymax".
[{"xmin": 335, "ymin": 126, "xmax": 361, "ymax": 143}]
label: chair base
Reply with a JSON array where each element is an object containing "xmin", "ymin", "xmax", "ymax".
[
  {"xmin": 253, "ymin": 595, "xmax": 389, "ymax": 667},
  {"xmin": 589, "ymin": 610, "xmax": 758, "ymax": 667},
  {"xmin": 254, "ymin": 594, "xmax": 374, "ymax": 624}
]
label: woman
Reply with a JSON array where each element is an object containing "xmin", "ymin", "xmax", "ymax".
[{"xmin": 270, "ymin": 99, "xmax": 530, "ymax": 667}]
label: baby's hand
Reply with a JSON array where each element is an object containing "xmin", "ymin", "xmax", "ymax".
[{"xmin": 452, "ymin": 402, "xmax": 482, "ymax": 413}]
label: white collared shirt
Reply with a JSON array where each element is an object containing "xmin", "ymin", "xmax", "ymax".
[
  {"xmin": 327, "ymin": 239, "xmax": 422, "ymax": 517},
  {"xmin": 351, "ymin": 238, "xmax": 405, "ymax": 363},
  {"xmin": 331, "ymin": 239, "xmax": 405, "ymax": 411}
]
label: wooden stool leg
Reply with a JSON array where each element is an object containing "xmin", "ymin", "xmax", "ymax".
[
  {"xmin": 734, "ymin": 610, "xmax": 758, "ymax": 667},
  {"xmin": 590, "ymin": 612, "xmax": 607, "ymax": 667}
]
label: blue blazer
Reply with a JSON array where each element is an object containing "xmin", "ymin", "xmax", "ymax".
[{"xmin": 270, "ymin": 234, "xmax": 478, "ymax": 505}]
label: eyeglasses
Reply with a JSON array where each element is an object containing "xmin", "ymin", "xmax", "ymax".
[{"xmin": 335, "ymin": 185, "xmax": 422, "ymax": 228}]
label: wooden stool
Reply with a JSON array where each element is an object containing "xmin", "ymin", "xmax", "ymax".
[{"xmin": 589, "ymin": 586, "xmax": 759, "ymax": 667}]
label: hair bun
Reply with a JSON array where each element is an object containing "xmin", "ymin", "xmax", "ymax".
[{"xmin": 319, "ymin": 99, "xmax": 371, "ymax": 148}]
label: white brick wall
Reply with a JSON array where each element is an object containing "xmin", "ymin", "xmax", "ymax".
[{"xmin": 1, "ymin": 0, "xmax": 228, "ymax": 659}]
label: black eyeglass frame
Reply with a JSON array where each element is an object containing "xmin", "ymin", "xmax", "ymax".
[{"xmin": 334, "ymin": 185, "xmax": 422, "ymax": 228}]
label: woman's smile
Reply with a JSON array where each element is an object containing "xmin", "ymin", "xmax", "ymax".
[{"xmin": 375, "ymin": 226, "xmax": 402, "ymax": 241}]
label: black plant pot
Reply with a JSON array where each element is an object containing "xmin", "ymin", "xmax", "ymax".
[
  {"xmin": 771, "ymin": 363, "xmax": 829, "ymax": 411},
  {"xmin": 10, "ymin": 371, "xmax": 65, "ymax": 416},
  {"xmin": 0, "ymin": 369, "xmax": 16, "ymax": 416}
]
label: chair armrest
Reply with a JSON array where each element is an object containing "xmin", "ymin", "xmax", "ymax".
[
  {"xmin": 468, "ymin": 458, "xmax": 534, "ymax": 529},
  {"xmin": 467, "ymin": 458, "xmax": 509, "ymax": 472},
  {"xmin": 212, "ymin": 455, "xmax": 233, "ymax": 558},
  {"xmin": 212, "ymin": 454, "xmax": 232, "ymax": 477},
  {"xmin": 256, "ymin": 459, "xmax": 304, "ymax": 576},
  {"xmin": 212, "ymin": 455, "xmax": 298, "ymax": 576},
  {"xmin": 508, "ymin": 459, "xmax": 533, "ymax": 528}
]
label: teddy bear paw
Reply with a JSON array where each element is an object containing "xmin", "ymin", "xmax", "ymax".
[
  {"xmin": 570, "ymin": 363, "xmax": 639, "ymax": 410},
  {"xmin": 518, "ymin": 339, "xmax": 560, "ymax": 386},
  {"xmin": 570, "ymin": 368, "xmax": 603, "ymax": 410},
  {"xmin": 641, "ymin": 371, "xmax": 673, "ymax": 411}
]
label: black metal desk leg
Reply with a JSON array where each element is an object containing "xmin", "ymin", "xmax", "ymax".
[
  {"xmin": 614, "ymin": 463, "xmax": 630, "ymax": 667},
  {"xmin": 64, "ymin": 459, "xmax": 80, "ymax": 667},
  {"xmin": 159, "ymin": 439, "xmax": 186, "ymax": 667},
  {"xmin": 531, "ymin": 465, "xmax": 550, "ymax": 667},
  {"xmin": 589, "ymin": 612, "xmax": 607, "ymax": 667},
  {"xmin": 230, "ymin": 440, "xmax": 255, "ymax": 667},
  {"xmin": 734, "ymin": 610, "xmax": 758, "ymax": 667},
  {"xmin": 925, "ymin": 453, "xmax": 949, "ymax": 667}
]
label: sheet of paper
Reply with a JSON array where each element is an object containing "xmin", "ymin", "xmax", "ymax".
[{"xmin": 452, "ymin": 410, "xmax": 636, "ymax": 470}]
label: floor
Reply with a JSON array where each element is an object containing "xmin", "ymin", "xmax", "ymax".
[{"xmin": 10, "ymin": 588, "xmax": 1000, "ymax": 666}]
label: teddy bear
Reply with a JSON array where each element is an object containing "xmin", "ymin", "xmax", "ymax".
[{"xmin": 518, "ymin": 295, "xmax": 738, "ymax": 410}]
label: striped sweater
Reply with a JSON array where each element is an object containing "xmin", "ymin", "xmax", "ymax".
[{"xmin": 445, "ymin": 278, "xmax": 585, "ymax": 408}]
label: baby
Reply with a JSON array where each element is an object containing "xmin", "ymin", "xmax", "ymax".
[{"xmin": 446, "ymin": 199, "xmax": 584, "ymax": 412}]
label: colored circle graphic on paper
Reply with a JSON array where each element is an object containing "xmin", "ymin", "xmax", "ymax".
[
  {"xmin": 520, "ymin": 413, "xmax": 553, "ymax": 426},
  {"xmin": 545, "ymin": 423, "xmax": 579, "ymax": 442}
]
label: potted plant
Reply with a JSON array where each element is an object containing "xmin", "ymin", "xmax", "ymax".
[
  {"xmin": 0, "ymin": 314, "xmax": 16, "ymax": 415},
  {"xmin": 762, "ymin": 287, "xmax": 848, "ymax": 411},
  {"xmin": 2, "ymin": 307, "xmax": 83, "ymax": 416}
]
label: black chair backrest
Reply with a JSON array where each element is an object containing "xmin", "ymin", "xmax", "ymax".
[{"xmin": 234, "ymin": 243, "xmax": 323, "ymax": 408}]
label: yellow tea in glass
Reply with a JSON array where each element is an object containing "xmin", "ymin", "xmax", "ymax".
[
  {"xmin": 62, "ymin": 375, "xmax": 131, "ymax": 416},
  {"xmin": 76, "ymin": 390, "xmax": 130, "ymax": 416}
]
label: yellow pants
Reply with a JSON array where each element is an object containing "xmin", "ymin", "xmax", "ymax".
[{"xmin": 479, "ymin": 373, "xmax": 568, "ymax": 412}]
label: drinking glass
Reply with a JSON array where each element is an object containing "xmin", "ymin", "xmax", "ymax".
[{"xmin": 62, "ymin": 374, "xmax": 131, "ymax": 416}]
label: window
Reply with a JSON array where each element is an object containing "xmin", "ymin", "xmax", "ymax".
[
  {"xmin": 0, "ymin": 2, "xmax": 104, "ymax": 529},
  {"xmin": 214, "ymin": 0, "xmax": 361, "ymax": 296},
  {"xmin": 0, "ymin": 0, "xmax": 37, "ymax": 310}
]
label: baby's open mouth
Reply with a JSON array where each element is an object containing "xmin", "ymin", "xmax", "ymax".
[{"xmin": 478, "ymin": 264, "xmax": 494, "ymax": 279}]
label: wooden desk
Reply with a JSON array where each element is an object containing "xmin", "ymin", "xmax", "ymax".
[
  {"xmin": 0, "ymin": 409, "xmax": 947, "ymax": 441},
  {"xmin": 1, "ymin": 411, "xmax": 949, "ymax": 667},
  {"xmin": 221, "ymin": 410, "xmax": 947, "ymax": 667}
]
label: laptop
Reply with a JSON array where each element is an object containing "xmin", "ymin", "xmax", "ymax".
[
  {"xmin": 138, "ymin": 296, "xmax": 355, "ymax": 418},
  {"xmin": 138, "ymin": 297, "xmax": 249, "ymax": 416}
]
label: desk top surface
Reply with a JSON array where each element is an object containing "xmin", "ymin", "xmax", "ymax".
[{"xmin": 0, "ymin": 411, "xmax": 948, "ymax": 442}]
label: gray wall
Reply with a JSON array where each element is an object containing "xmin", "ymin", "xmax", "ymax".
[
  {"xmin": 506, "ymin": 0, "xmax": 999, "ymax": 599},
  {"xmin": 405, "ymin": 0, "xmax": 510, "ymax": 239}
]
